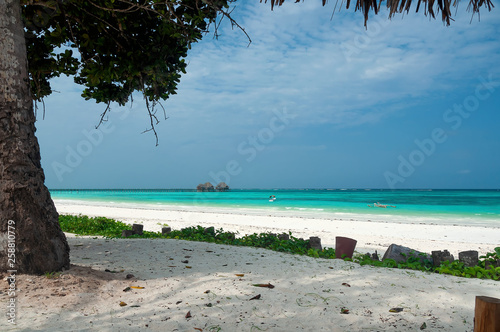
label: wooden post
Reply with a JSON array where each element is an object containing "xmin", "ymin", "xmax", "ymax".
[{"xmin": 474, "ymin": 296, "xmax": 500, "ymax": 332}]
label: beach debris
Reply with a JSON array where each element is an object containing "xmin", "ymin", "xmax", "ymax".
[
  {"xmin": 162, "ymin": 227, "xmax": 172, "ymax": 235},
  {"xmin": 365, "ymin": 252, "xmax": 381, "ymax": 261},
  {"xmin": 431, "ymin": 250, "xmax": 455, "ymax": 267},
  {"xmin": 185, "ymin": 311, "xmax": 192, "ymax": 319},
  {"xmin": 194, "ymin": 328, "xmax": 203, "ymax": 332},
  {"xmin": 458, "ymin": 250, "xmax": 479, "ymax": 267},
  {"xmin": 176, "ymin": 301, "xmax": 182, "ymax": 305},
  {"xmin": 123, "ymin": 287, "xmax": 131, "ymax": 292},
  {"xmin": 420, "ymin": 322, "xmax": 427, "ymax": 330},
  {"xmin": 104, "ymin": 269, "xmax": 120, "ymax": 273},
  {"xmin": 249, "ymin": 294, "xmax": 262, "ymax": 300},
  {"xmin": 183, "ymin": 248, "xmax": 193, "ymax": 251},
  {"xmin": 205, "ymin": 303, "xmax": 213, "ymax": 307},
  {"xmin": 125, "ymin": 274, "xmax": 135, "ymax": 279},
  {"xmin": 181, "ymin": 260, "xmax": 189, "ymax": 264},
  {"xmin": 130, "ymin": 305, "xmax": 140, "ymax": 308},
  {"xmin": 341, "ymin": 283, "xmax": 351, "ymax": 287},
  {"xmin": 185, "ymin": 266, "xmax": 192, "ymax": 269},
  {"xmin": 204, "ymin": 290, "xmax": 211, "ymax": 294},
  {"xmin": 235, "ymin": 274, "xmax": 245, "ymax": 277},
  {"xmin": 132, "ymin": 224, "xmax": 143, "ymax": 235},
  {"xmin": 389, "ymin": 307, "xmax": 403, "ymax": 313},
  {"xmin": 382, "ymin": 244, "xmax": 432, "ymax": 264},
  {"xmin": 130, "ymin": 286, "xmax": 144, "ymax": 289},
  {"xmin": 308, "ymin": 237, "xmax": 322, "ymax": 251},
  {"xmin": 340, "ymin": 307, "xmax": 349, "ymax": 314},
  {"xmin": 119, "ymin": 301, "xmax": 127, "ymax": 307},
  {"xmin": 252, "ymin": 283, "xmax": 275, "ymax": 289}
]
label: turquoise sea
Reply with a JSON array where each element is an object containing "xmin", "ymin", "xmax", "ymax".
[{"xmin": 50, "ymin": 189, "xmax": 500, "ymax": 225}]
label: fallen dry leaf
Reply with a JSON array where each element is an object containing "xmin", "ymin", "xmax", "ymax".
[
  {"xmin": 119, "ymin": 301, "xmax": 127, "ymax": 307},
  {"xmin": 130, "ymin": 286, "xmax": 144, "ymax": 289},
  {"xmin": 249, "ymin": 294, "xmax": 261, "ymax": 300},
  {"xmin": 235, "ymin": 274, "xmax": 245, "ymax": 277},
  {"xmin": 252, "ymin": 283, "xmax": 275, "ymax": 289},
  {"xmin": 342, "ymin": 283, "xmax": 351, "ymax": 287},
  {"xmin": 185, "ymin": 311, "xmax": 192, "ymax": 319}
]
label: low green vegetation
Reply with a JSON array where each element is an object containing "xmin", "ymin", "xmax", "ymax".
[{"xmin": 59, "ymin": 214, "xmax": 500, "ymax": 281}]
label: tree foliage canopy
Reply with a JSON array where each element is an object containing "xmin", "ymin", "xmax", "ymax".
[
  {"xmin": 21, "ymin": 0, "xmax": 493, "ymax": 143},
  {"xmin": 23, "ymin": 0, "xmax": 227, "ymax": 104}
]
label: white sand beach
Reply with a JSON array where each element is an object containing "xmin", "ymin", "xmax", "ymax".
[
  {"xmin": 54, "ymin": 200, "xmax": 500, "ymax": 257},
  {"xmin": 2, "ymin": 201, "xmax": 499, "ymax": 331}
]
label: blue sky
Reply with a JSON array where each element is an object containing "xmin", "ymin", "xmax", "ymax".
[{"xmin": 35, "ymin": 1, "xmax": 500, "ymax": 189}]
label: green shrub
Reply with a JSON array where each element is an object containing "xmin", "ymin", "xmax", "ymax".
[{"xmin": 59, "ymin": 214, "xmax": 500, "ymax": 281}]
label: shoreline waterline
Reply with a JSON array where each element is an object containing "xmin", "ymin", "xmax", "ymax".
[
  {"xmin": 53, "ymin": 197, "xmax": 500, "ymax": 228},
  {"xmin": 53, "ymin": 196, "xmax": 500, "ymax": 259},
  {"xmin": 50, "ymin": 188, "xmax": 500, "ymax": 228}
]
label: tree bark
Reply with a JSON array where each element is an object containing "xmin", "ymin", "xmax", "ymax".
[{"xmin": 0, "ymin": 0, "xmax": 70, "ymax": 274}]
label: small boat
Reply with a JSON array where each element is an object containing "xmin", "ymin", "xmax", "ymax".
[{"xmin": 269, "ymin": 195, "xmax": 276, "ymax": 202}]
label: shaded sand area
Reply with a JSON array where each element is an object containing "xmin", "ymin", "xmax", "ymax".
[
  {"xmin": 1, "ymin": 201, "xmax": 499, "ymax": 331},
  {"xmin": 2, "ymin": 236, "xmax": 499, "ymax": 331}
]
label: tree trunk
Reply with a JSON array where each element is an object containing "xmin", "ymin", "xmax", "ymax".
[{"xmin": 0, "ymin": 0, "xmax": 70, "ymax": 274}]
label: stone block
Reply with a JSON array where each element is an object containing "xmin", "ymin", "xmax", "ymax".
[
  {"xmin": 382, "ymin": 244, "xmax": 432, "ymax": 264},
  {"xmin": 132, "ymin": 223, "xmax": 143, "ymax": 235},
  {"xmin": 431, "ymin": 250, "xmax": 455, "ymax": 267},
  {"xmin": 121, "ymin": 230, "xmax": 134, "ymax": 238},
  {"xmin": 278, "ymin": 233, "xmax": 290, "ymax": 241},
  {"xmin": 308, "ymin": 236, "xmax": 322, "ymax": 251},
  {"xmin": 459, "ymin": 250, "xmax": 478, "ymax": 267}
]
